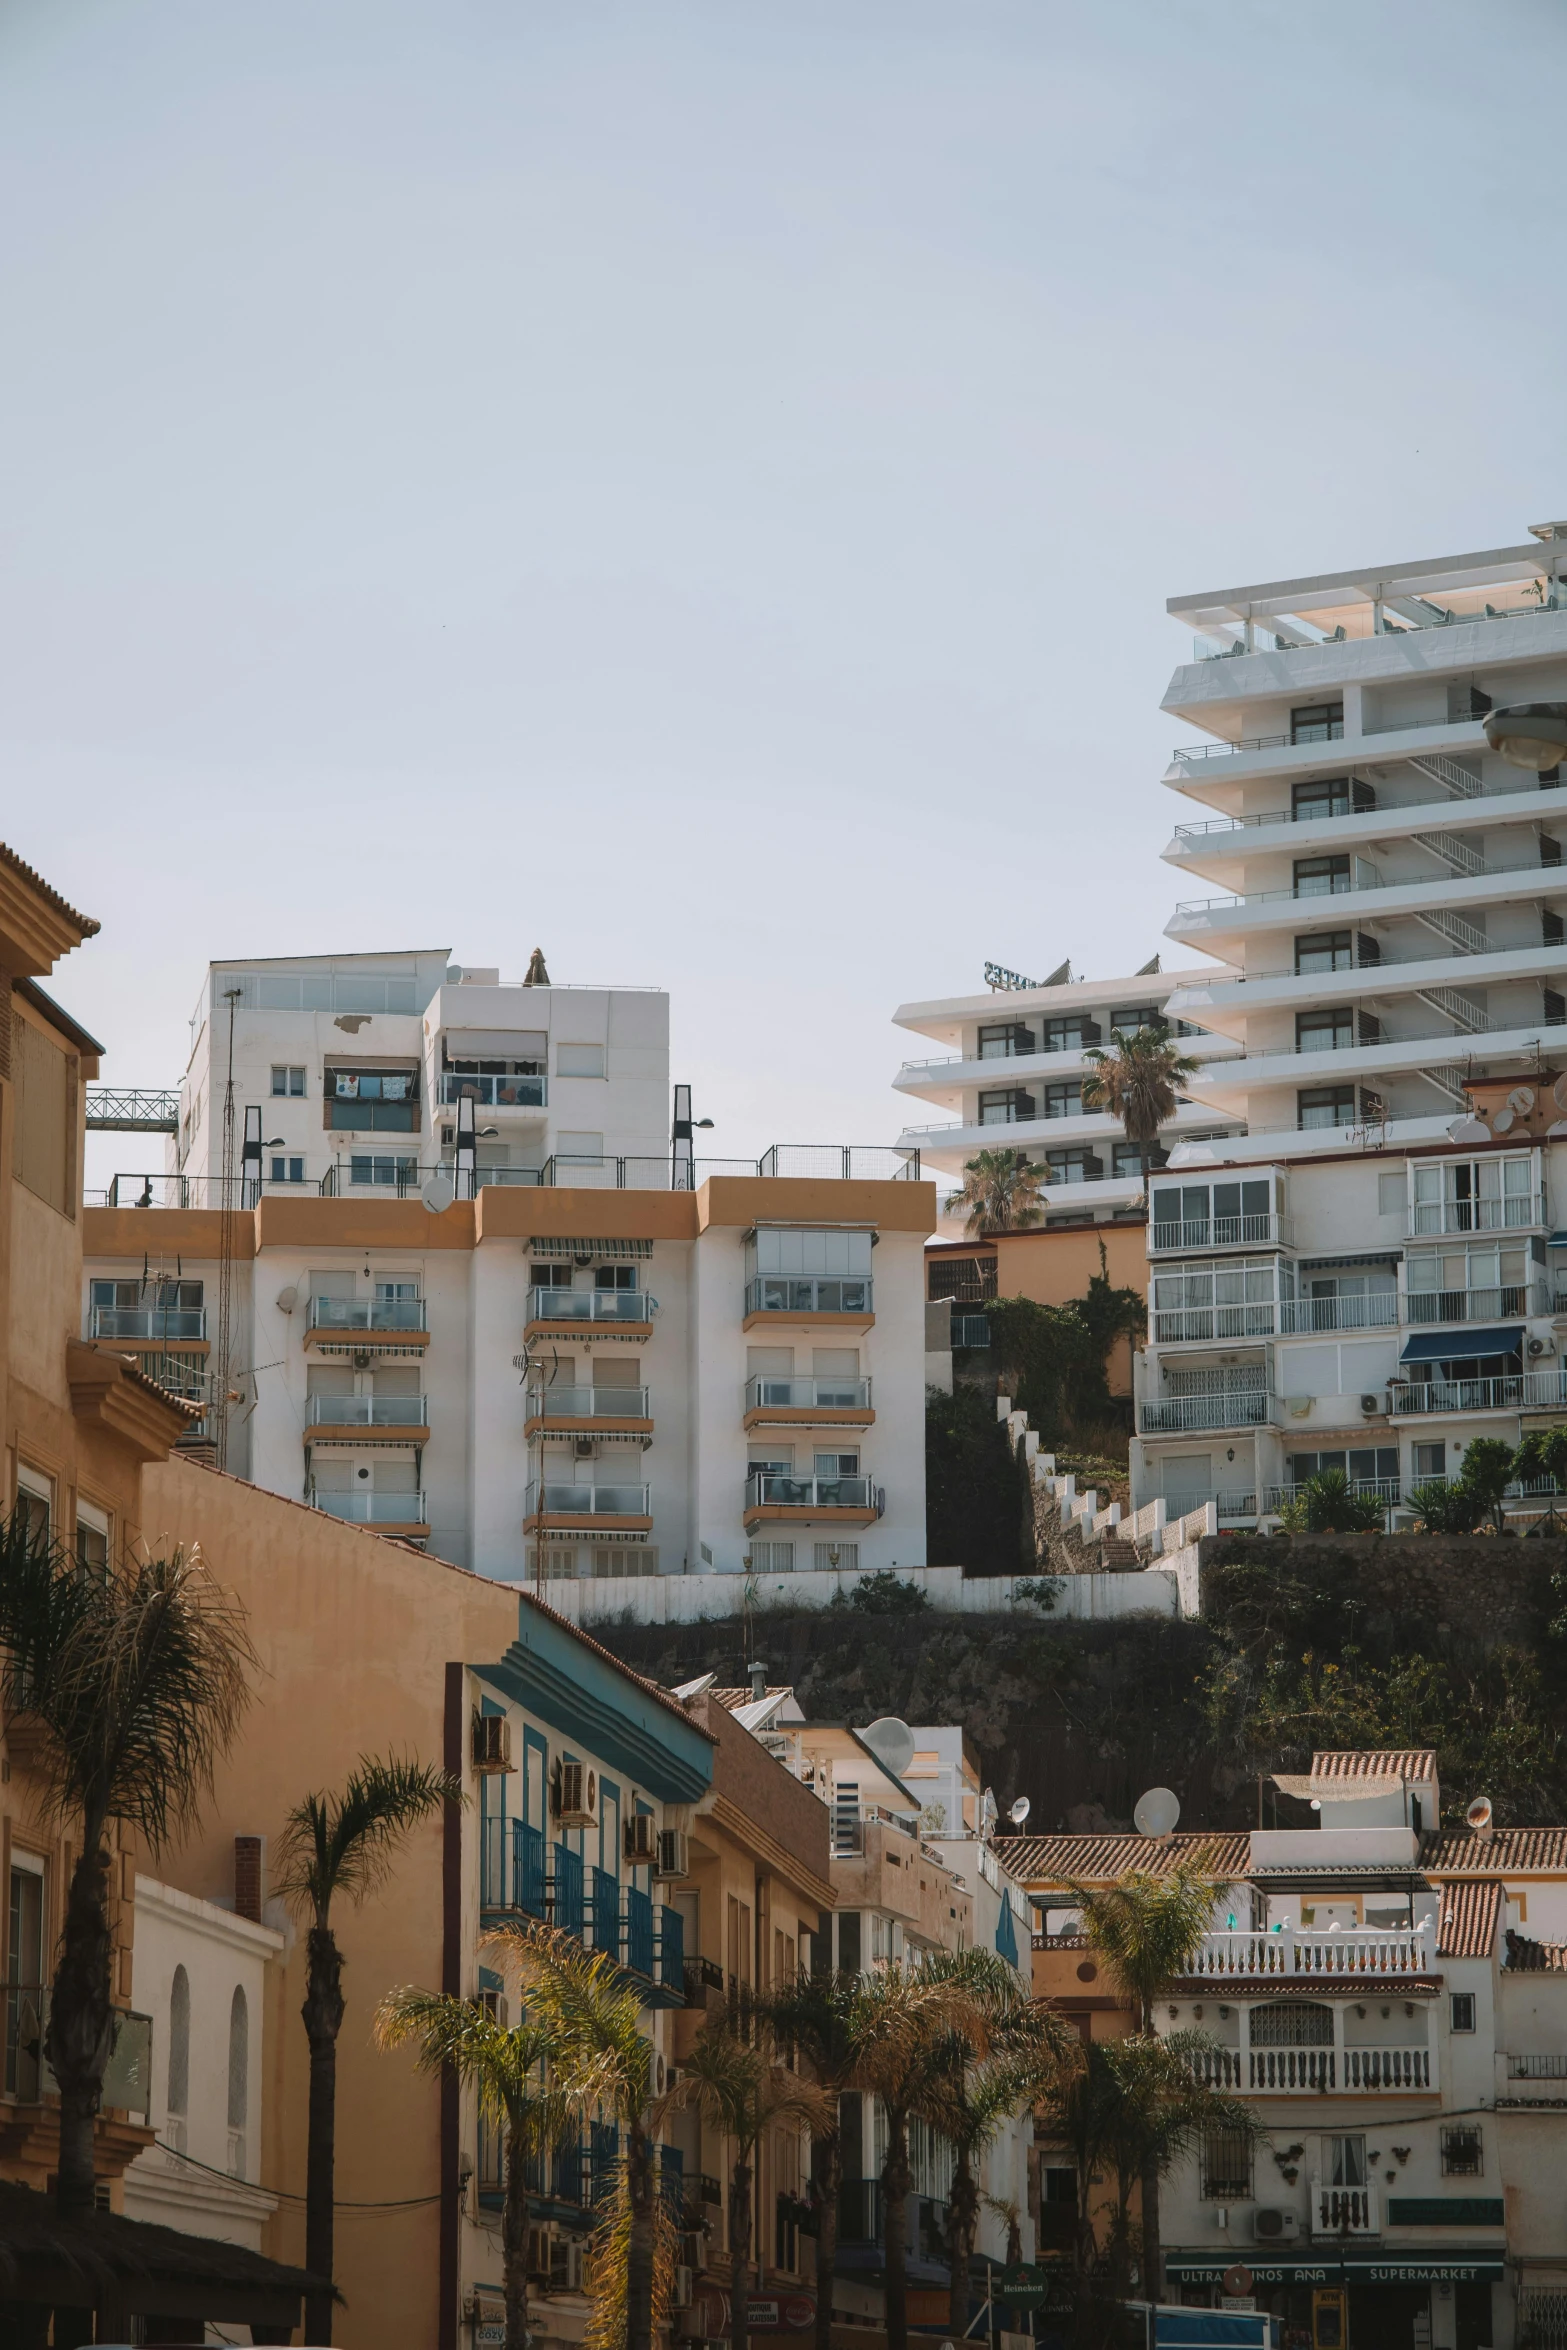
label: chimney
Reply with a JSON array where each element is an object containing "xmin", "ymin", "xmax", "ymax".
[
  {"xmin": 748, "ymin": 1660, "xmax": 768, "ymax": 1702},
  {"xmin": 235, "ymin": 1834, "xmax": 265, "ymax": 1924}
]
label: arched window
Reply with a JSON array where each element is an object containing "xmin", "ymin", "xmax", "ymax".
[
  {"xmin": 227, "ymin": 1985, "xmax": 249, "ymax": 2177},
  {"xmin": 167, "ymin": 1966, "xmax": 190, "ymax": 2146},
  {"xmin": 1250, "ymin": 2000, "xmax": 1334, "ymax": 2047}
]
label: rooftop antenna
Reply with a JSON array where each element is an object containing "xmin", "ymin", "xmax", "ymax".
[
  {"xmin": 1008, "ymin": 1795, "xmax": 1032, "ymax": 1828},
  {"xmin": 213, "ymin": 987, "xmax": 242, "ymax": 1471}
]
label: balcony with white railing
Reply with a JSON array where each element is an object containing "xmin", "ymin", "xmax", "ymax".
[
  {"xmin": 1391, "ymin": 1370, "xmax": 1567, "ymax": 1417},
  {"xmin": 306, "ymin": 1392, "xmax": 429, "ymax": 1433},
  {"xmin": 743, "ymin": 1374, "xmax": 873, "ymax": 1422},
  {"xmin": 1187, "ymin": 1926, "xmax": 1434, "ymax": 1977},
  {"xmin": 1149, "ymin": 1212, "xmax": 1287, "ymax": 1253},
  {"xmin": 307, "ymin": 1295, "xmax": 427, "ymax": 1335},
  {"xmin": 744, "ymin": 1472, "xmax": 883, "ymax": 1525},
  {"xmin": 1405, "ymin": 1281, "xmax": 1550, "ymax": 1325},
  {"xmin": 524, "ymin": 1383, "xmax": 652, "ymax": 1430},
  {"xmin": 1178, "ymin": 2037, "xmax": 1433, "ymax": 2098},
  {"xmin": 1139, "ymin": 1389, "xmax": 1273, "ymax": 1435},
  {"xmin": 89, "ymin": 1304, "xmax": 209, "ymax": 1342},
  {"xmin": 524, "ymin": 1481, "xmax": 653, "ymax": 1530},
  {"xmin": 309, "ymin": 1486, "xmax": 429, "ymax": 1530},
  {"xmin": 1278, "ymin": 1293, "xmax": 1400, "ymax": 1334},
  {"xmin": 1312, "ymin": 2180, "xmax": 1380, "ymax": 2236},
  {"xmin": 525, "ymin": 1286, "xmax": 654, "ymax": 1332}
]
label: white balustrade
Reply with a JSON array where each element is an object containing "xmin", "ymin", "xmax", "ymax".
[
  {"xmin": 1190, "ymin": 1927, "xmax": 1432, "ymax": 1977},
  {"xmin": 1312, "ymin": 2180, "xmax": 1379, "ymax": 2235}
]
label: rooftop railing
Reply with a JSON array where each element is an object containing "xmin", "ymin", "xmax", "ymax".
[{"xmin": 1188, "ymin": 591, "xmax": 1567, "ymax": 664}]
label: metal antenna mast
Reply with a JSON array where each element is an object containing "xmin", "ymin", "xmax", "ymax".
[{"xmin": 214, "ymin": 987, "xmax": 242, "ymax": 1470}]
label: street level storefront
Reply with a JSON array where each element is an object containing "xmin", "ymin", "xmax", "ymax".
[{"xmin": 1167, "ymin": 2252, "xmax": 1502, "ymax": 2350}]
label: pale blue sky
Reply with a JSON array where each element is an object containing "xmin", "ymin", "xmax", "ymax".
[{"xmin": 5, "ymin": 0, "xmax": 1567, "ymax": 1179}]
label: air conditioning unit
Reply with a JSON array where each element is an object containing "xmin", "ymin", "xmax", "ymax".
[
  {"xmin": 673, "ymin": 2266, "xmax": 694, "ymax": 2310},
  {"xmin": 625, "ymin": 1813, "xmax": 658, "ymax": 1864},
  {"xmin": 1253, "ymin": 2208, "xmax": 1300, "ymax": 2243},
  {"xmin": 549, "ymin": 2236, "xmax": 584, "ymax": 2293},
  {"xmin": 686, "ymin": 2231, "xmax": 711, "ymax": 2274},
  {"xmin": 1530, "ymin": 1337, "xmax": 1556, "ymax": 1359},
  {"xmin": 528, "ymin": 2225, "xmax": 553, "ymax": 2282},
  {"xmin": 554, "ymin": 1759, "xmax": 598, "ymax": 1828},
  {"xmin": 655, "ymin": 1827, "xmax": 690, "ymax": 1881},
  {"xmin": 471, "ymin": 1712, "xmax": 512, "ymax": 1774},
  {"xmin": 1360, "ymin": 1393, "xmax": 1384, "ymax": 1415},
  {"xmin": 648, "ymin": 2046, "xmax": 668, "ymax": 2097}
]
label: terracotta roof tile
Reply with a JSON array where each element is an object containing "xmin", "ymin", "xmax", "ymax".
[
  {"xmin": 0, "ymin": 842, "xmax": 99, "ymax": 940},
  {"xmin": 995, "ymin": 1830, "xmax": 1251, "ymax": 1886},
  {"xmin": 1311, "ymin": 1749, "xmax": 1437, "ymax": 1784},
  {"xmin": 1438, "ymin": 1878, "xmax": 1501, "ymax": 1959},
  {"xmin": 1425, "ymin": 1826, "xmax": 1567, "ymax": 1872}
]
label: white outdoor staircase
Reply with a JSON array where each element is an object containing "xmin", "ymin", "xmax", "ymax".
[
  {"xmin": 1407, "ymin": 752, "xmax": 1482, "ymax": 800},
  {"xmin": 1414, "ymin": 985, "xmax": 1489, "ymax": 1034},
  {"xmin": 1414, "ymin": 828, "xmax": 1486, "ymax": 877},
  {"xmin": 1412, "ymin": 905, "xmax": 1491, "ymax": 957},
  {"xmin": 1420, "ymin": 1063, "xmax": 1473, "ymax": 1107}
]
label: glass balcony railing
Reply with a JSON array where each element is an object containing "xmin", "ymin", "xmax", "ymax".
[
  {"xmin": 745, "ymin": 1472, "xmax": 879, "ymax": 1512},
  {"xmin": 745, "ymin": 1375, "xmax": 872, "ymax": 1411},
  {"xmin": 309, "ymin": 1487, "xmax": 428, "ymax": 1524},
  {"xmin": 525, "ymin": 1481, "xmax": 651, "ymax": 1519},
  {"xmin": 744, "ymin": 1277, "xmax": 873, "ymax": 1316},
  {"xmin": 307, "ymin": 1295, "xmax": 426, "ymax": 1334},
  {"xmin": 526, "ymin": 1384, "xmax": 650, "ymax": 1419},
  {"xmin": 526, "ymin": 1287, "xmax": 653, "ymax": 1326},
  {"xmin": 4, "ymin": 1985, "xmax": 151, "ymax": 2113},
  {"xmin": 90, "ymin": 1307, "xmax": 207, "ymax": 1341},
  {"xmin": 438, "ymin": 1072, "xmax": 547, "ymax": 1109},
  {"xmin": 306, "ymin": 1393, "xmax": 427, "ymax": 1427}
]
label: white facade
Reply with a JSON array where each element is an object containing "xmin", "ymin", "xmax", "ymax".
[
  {"xmin": 123, "ymin": 1875, "xmax": 282, "ymax": 2252},
  {"xmin": 893, "ymin": 966, "xmax": 1244, "ymax": 1223},
  {"xmin": 83, "ymin": 1173, "xmax": 932, "ymax": 1587},
  {"xmin": 155, "ymin": 948, "xmax": 670, "ymax": 1205},
  {"xmin": 1134, "ymin": 521, "xmax": 1567, "ymax": 1523}
]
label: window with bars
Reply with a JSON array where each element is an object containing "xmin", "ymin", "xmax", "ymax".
[
  {"xmin": 1200, "ymin": 2126, "xmax": 1254, "ymax": 2200},
  {"xmin": 1442, "ymin": 2124, "xmax": 1483, "ymax": 2176}
]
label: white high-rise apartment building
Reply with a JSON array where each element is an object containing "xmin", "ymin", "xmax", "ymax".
[
  {"xmin": 1135, "ymin": 519, "xmax": 1567, "ymax": 1523},
  {"xmin": 84, "ymin": 947, "xmax": 932, "ymax": 1587},
  {"xmin": 162, "ymin": 948, "xmax": 670, "ymax": 1201},
  {"xmin": 892, "ymin": 964, "xmax": 1244, "ymax": 1222}
]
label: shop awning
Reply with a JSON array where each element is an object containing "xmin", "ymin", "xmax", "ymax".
[
  {"xmin": 0, "ymin": 2181, "xmax": 327, "ymax": 2328},
  {"xmin": 1399, "ymin": 1327, "xmax": 1522, "ymax": 1363}
]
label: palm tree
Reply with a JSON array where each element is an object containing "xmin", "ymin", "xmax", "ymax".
[
  {"xmin": 1080, "ymin": 1024, "xmax": 1200, "ymax": 1191},
  {"xmin": 1066, "ymin": 1861, "xmax": 1225, "ymax": 2301},
  {"xmin": 918, "ymin": 1997, "xmax": 1076, "ymax": 2333},
  {"xmin": 495, "ymin": 1919, "xmax": 666, "ymax": 2350},
  {"xmin": 670, "ymin": 2016, "xmax": 831, "ymax": 2350},
  {"xmin": 849, "ymin": 1949, "xmax": 1012, "ymax": 2350},
  {"xmin": 761, "ymin": 1969, "xmax": 869, "ymax": 2350},
  {"xmin": 0, "ymin": 1514, "xmax": 254, "ymax": 2216},
  {"xmin": 276, "ymin": 1755, "xmax": 463, "ymax": 2342},
  {"xmin": 950, "ymin": 1148, "xmax": 1048, "ymax": 1236},
  {"xmin": 376, "ymin": 1987, "xmax": 574, "ymax": 2350},
  {"xmin": 1097, "ymin": 2035, "xmax": 1259, "ymax": 2302}
]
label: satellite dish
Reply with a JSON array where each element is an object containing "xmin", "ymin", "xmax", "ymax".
[
  {"xmin": 275, "ymin": 1285, "xmax": 298, "ymax": 1315},
  {"xmin": 1466, "ymin": 1795, "xmax": 1494, "ymax": 1832},
  {"xmin": 422, "ymin": 1173, "xmax": 456, "ymax": 1213},
  {"xmin": 861, "ymin": 1717, "xmax": 916, "ymax": 1779},
  {"xmin": 1445, "ymin": 1115, "xmax": 1490, "ymax": 1146},
  {"xmin": 1009, "ymin": 1795, "xmax": 1032, "ymax": 1827},
  {"xmin": 1133, "ymin": 1786, "xmax": 1180, "ymax": 1839}
]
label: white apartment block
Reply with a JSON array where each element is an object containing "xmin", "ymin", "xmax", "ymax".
[
  {"xmin": 81, "ymin": 1175, "xmax": 932, "ymax": 1586},
  {"xmin": 892, "ymin": 965, "xmax": 1244, "ymax": 1226},
  {"xmin": 153, "ymin": 948, "xmax": 670, "ymax": 1203},
  {"xmin": 1135, "ymin": 521, "xmax": 1567, "ymax": 1522}
]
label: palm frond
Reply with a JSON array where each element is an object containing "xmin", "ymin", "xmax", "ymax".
[
  {"xmin": 581, "ymin": 2152, "xmax": 683, "ymax": 2350},
  {"xmin": 667, "ymin": 2018, "xmax": 831, "ymax": 2153},
  {"xmin": 375, "ymin": 1986, "xmax": 570, "ymax": 2143},
  {"xmin": 275, "ymin": 1753, "xmax": 462, "ymax": 1921},
  {"xmin": 485, "ymin": 1920, "xmax": 652, "ymax": 2121},
  {"xmin": 0, "ymin": 1522, "xmax": 256, "ymax": 1851},
  {"xmin": 1066, "ymin": 1864, "xmax": 1226, "ymax": 2020}
]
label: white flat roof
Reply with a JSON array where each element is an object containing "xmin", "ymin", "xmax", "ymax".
[{"xmin": 1169, "ymin": 535, "xmax": 1558, "ymax": 628}]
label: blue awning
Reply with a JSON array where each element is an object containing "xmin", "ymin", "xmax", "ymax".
[
  {"xmin": 1400, "ymin": 1326, "xmax": 1522, "ymax": 1363},
  {"xmin": 1550, "ymin": 1232, "xmax": 1567, "ymax": 1249}
]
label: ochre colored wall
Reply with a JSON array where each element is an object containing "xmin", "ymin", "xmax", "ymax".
[
  {"xmin": 930, "ymin": 1222, "xmax": 1149, "ymax": 1398},
  {"xmin": 138, "ymin": 1458, "xmax": 520, "ymax": 2350}
]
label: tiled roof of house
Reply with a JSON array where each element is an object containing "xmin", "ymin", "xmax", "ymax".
[
  {"xmin": 1425, "ymin": 1826, "xmax": 1567, "ymax": 1872},
  {"xmin": 1505, "ymin": 1929, "xmax": 1567, "ymax": 1973},
  {"xmin": 1437, "ymin": 1878, "xmax": 1501, "ymax": 1960},
  {"xmin": 995, "ymin": 1830, "xmax": 1251, "ymax": 1885},
  {"xmin": 1311, "ymin": 1749, "xmax": 1437, "ymax": 1785},
  {"xmin": 0, "ymin": 842, "xmax": 100, "ymax": 940}
]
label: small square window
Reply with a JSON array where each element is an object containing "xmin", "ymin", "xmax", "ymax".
[
  {"xmin": 1441, "ymin": 2123, "xmax": 1483, "ymax": 2176},
  {"xmin": 814, "ymin": 1541, "xmax": 858, "ymax": 1570},
  {"xmin": 270, "ymin": 1065, "xmax": 306, "ymax": 1097},
  {"xmin": 1450, "ymin": 1992, "xmax": 1476, "ymax": 2034},
  {"xmin": 556, "ymin": 1044, "xmax": 605, "ymax": 1080}
]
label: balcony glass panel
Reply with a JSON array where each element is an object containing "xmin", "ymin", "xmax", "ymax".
[
  {"xmin": 745, "ymin": 1277, "xmax": 872, "ymax": 1315},
  {"xmin": 310, "ymin": 1488, "xmax": 427, "ymax": 1524},
  {"xmin": 745, "ymin": 1375, "xmax": 871, "ymax": 1411},
  {"xmin": 746, "ymin": 1472, "xmax": 875, "ymax": 1509},
  {"xmin": 527, "ymin": 1384, "xmax": 649, "ymax": 1419},
  {"xmin": 89, "ymin": 1306, "xmax": 208, "ymax": 1340},
  {"xmin": 306, "ymin": 1393, "xmax": 427, "ymax": 1426},
  {"xmin": 438, "ymin": 1071, "xmax": 547, "ymax": 1108},
  {"xmin": 526, "ymin": 1286, "xmax": 651, "ymax": 1325},
  {"xmin": 526, "ymin": 1481, "xmax": 650, "ymax": 1517},
  {"xmin": 1150, "ymin": 1179, "xmax": 1274, "ymax": 1251},
  {"xmin": 308, "ymin": 1295, "xmax": 426, "ymax": 1333}
]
